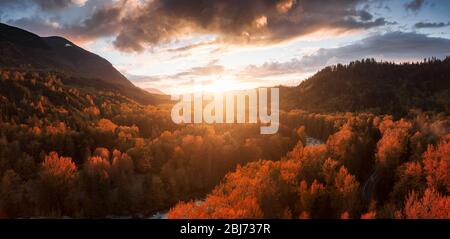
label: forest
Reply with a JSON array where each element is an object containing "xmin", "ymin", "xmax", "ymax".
[
  {"xmin": 0, "ymin": 69, "xmax": 301, "ymax": 217},
  {"xmin": 169, "ymin": 111, "xmax": 449, "ymax": 218},
  {"xmin": 281, "ymin": 57, "xmax": 450, "ymax": 116},
  {"xmin": 0, "ymin": 59, "xmax": 449, "ymax": 218}
]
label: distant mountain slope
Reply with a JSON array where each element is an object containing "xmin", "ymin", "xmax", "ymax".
[
  {"xmin": 281, "ymin": 58, "xmax": 450, "ymax": 116},
  {"xmin": 144, "ymin": 88, "xmax": 165, "ymax": 95},
  {"xmin": 0, "ymin": 23, "xmax": 167, "ymax": 105}
]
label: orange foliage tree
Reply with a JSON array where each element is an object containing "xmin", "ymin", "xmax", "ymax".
[
  {"xmin": 38, "ymin": 152, "xmax": 78, "ymax": 215},
  {"xmin": 401, "ymin": 188, "xmax": 450, "ymax": 219},
  {"xmin": 422, "ymin": 135, "xmax": 450, "ymax": 194}
]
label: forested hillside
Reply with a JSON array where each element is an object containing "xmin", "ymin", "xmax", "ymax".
[
  {"xmin": 0, "ymin": 23, "xmax": 165, "ymax": 105},
  {"xmin": 281, "ymin": 58, "xmax": 450, "ymax": 116}
]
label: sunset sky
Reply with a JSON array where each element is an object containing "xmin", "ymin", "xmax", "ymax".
[{"xmin": 1, "ymin": 0, "xmax": 450, "ymax": 94}]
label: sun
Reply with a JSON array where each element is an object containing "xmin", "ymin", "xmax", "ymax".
[
  {"xmin": 168, "ymin": 73, "xmax": 261, "ymax": 95},
  {"xmin": 204, "ymin": 77, "xmax": 242, "ymax": 93}
]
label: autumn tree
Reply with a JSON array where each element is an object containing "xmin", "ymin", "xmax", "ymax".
[
  {"xmin": 38, "ymin": 152, "xmax": 78, "ymax": 215},
  {"xmin": 331, "ymin": 166, "xmax": 361, "ymax": 217},
  {"xmin": 391, "ymin": 161, "xmax": 425, "ymax": 205},
  {"xmin": 375, "ymin": 117, "xmax": 412, "ymax": 202},
  {"xmin": 401, "ymin": 188, "xmax": 450, "ymax": 219},
  {"xmin": 376, "ymin": 117, "xmax": 412, "ymax": 170},
  {"xmin": 297, "ymin": 180, "xmax": 328, "ymax": 218},
  {"xmin": 422, "ymin": 135, "xmax": 450, "ymax": 194},
  {"xmin": 327, "ymin": 116, "xmax": 378, "ymax": 180}
]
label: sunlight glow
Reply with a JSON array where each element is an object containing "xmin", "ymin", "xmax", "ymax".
[
  {"xmin": 170, "ymin": 75, "xmax": 255, "ymax": 95},
  {"xmin": 203, "ymin": 77, "xmax": 243, "ymax": 93}
]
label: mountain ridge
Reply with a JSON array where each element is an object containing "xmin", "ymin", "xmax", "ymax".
[{"xmin": 0, "ymin": 23, "xmax": 167, "ymax": 105}]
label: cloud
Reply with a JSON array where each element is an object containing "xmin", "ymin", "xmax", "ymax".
[
  {"xmin": 0, "ymin": 0, "xmax": 87, "ymax": 10},
  {"xmin": 126, "ymin": 61, "xmax": 225, "ymax": 86},
  {"xmin": 6, "ymin": 1, "xmax": 123, "ymax": 42},
  {"xmin": 125, "ymin": 73, "xmax": 163, "ymax": 83},
  {"xmin": 174, "ymin": 64, "xmax": 225, "ymax": 78},
  {"xmin": 242, "ymin": 60, "xmax": 307, "ymax": 78},
  {"xmin": 239, "ymin": 31, "xmax": 450, "ymax": 78},
  {"xmin": 7, "ymin": 17, "xmax": 62, "ymax": 35},
  {"xmin": 64, "ymin": 3, "xmax": 123, "ymax": 41},
  {"xmin": 36, "ymin": 0, "xmax": 88, "ymax": 10},
  {"xmin": 114, "ymin": 0, "xmax": 391, "ymax": 52},
  {"xmin": 12, "ymin": 0, "xmax": 388, "ymax": 52},
  {"xmin": 307, "ymin": 31, "xmax": 450, "ymax": 63},
  {"xmin": 414, "ymin": 21, "xmax": 450, "ymax": 28},
  {"xmin": 404, "ymin": 0, "xmax": 425, "ymax": 12},
  {"xmin": 166, "ymin": 40, "xmax": 217, "ymax": 53}
]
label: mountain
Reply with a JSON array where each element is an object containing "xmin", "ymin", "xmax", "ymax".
[
  {"xmin": 0, "ymin": 23, "xmax": 167, "ymax": 104},
  {"xmin": 144, "ymin": 87, "xmax": 165, "ymax": 95},
  {"xmin": 124, "ymin": 73, "xmax": 166, "ymax": 95},
  {"xmin": 281, "ymin": 58, "xmax": 450, "ymax": 116}
]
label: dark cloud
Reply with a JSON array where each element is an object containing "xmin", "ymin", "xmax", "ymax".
[
  {"xmin": 113, "ymin": 0, "xmax": 390, "ymax": 52},
  {"xmin": 415, "ymin": 21, "xmax": 450, "ymax": 28},
  {"xmin": 16, "ymin": 0, "xmax": 387, "ymax": 52},
  {"xmin": 65, "ymin": 3, "xmax": 122, "ymax": 40},
  {"xmin": 357, "ymin": 10, "xmax": 373, "ymax": 21},
  {"xmin": 241, "ymin": 31, "xmax": 450, "ymax": 77},
  {"xmin": 404, "ymin": 0, "xmax": 425, "ymax": 12},
  {"xmin": 6, "ymin": 1, "xmax": 122, "ymax": 42}
]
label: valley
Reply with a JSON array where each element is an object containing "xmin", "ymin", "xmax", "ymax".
[{"xmin": 0, "ymin": 23, "xmax": 449, "ymax": 219}]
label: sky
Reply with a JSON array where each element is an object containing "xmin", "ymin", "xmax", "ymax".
[{"xmin": 1, "ymin": 0, "xmax": 450, "ymax": 95}]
